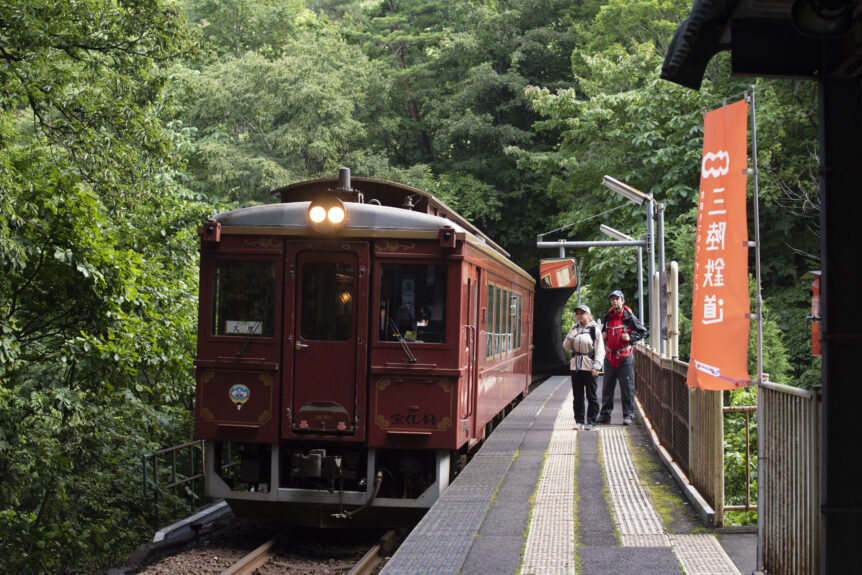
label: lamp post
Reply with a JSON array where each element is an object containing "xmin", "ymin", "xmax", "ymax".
[
  {"xmin": 602, "ymin": 176, "xmax": 656, "ymax": 350},
  {"xmin": 599, "ymin": 224, "xmax": 644, "ymax": 323}
]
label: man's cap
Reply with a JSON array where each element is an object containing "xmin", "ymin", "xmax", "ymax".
[
  {"xmin": 575, "ymin": 304, "xmax": 591, "ymax": 315},
  {"xmin": 609, "ymin": 290, "xmax": 624, "ymax": 299}
]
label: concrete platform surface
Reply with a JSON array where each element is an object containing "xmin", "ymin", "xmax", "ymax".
[{"xmin": 379, "ymin": 376, "xmax": 756, "ymax": 575}]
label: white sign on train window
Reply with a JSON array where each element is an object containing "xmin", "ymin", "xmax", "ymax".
[{"xmin": 226, "ymin": 320, "xmax": 263, "ymax": 335}]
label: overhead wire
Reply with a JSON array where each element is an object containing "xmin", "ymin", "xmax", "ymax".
[{"xmin": 538, "ymin": 203, "xmax": 628, "ymax": 240}]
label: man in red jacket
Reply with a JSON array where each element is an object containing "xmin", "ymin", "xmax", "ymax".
[{"xmin": 596, "ymin": 290, "xmax": 647, "ymax": 425}]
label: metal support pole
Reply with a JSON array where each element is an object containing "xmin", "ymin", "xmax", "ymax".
[
  {"xmin": 637, "ymin": 245, "xmax": 644, "ymax": 323},
  {"xmin": 646, "ymin": 199, "xmax": 656, "ymax": 348},
  {"xmin": 658, "ymin": 203, "xmax": 666, "ymax": 279},
  {"xmin": 651, "ymin": 271, "xmax": 661, "ymax": 352},
  {"xmin": 669, "ymin": 261, "xmax": 679, "ymax": 359},
  {"xmin": 658, "ymin": 204, "xmax": 666, "ymax": 355},
  {"xmin": 537, "ymin": 239, "xmax": 647, "ymax": 249},
  {"xmin": 576, "ymin": 258, "xmax": 584, "ymax": 306},
  {"xmin": 749, "ymin": 85, "xmax": 765, "ymax": 575}
]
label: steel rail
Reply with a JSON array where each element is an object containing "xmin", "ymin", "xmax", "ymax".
[
  {"xmin": 348, "ymin": 529, "xmax": 398, "ymax": 575},
  {"xmin": 220, "ymin": 531, "xmax": 286, "ymax": 575},
  {"xmin": 220, "ymin": 528, "xmax": 398, "ymax": 575}
]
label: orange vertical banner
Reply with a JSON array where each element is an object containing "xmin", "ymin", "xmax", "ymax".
[{"xmin": 687, "ymin": 100, "xmax": 751, "ymax": 390}]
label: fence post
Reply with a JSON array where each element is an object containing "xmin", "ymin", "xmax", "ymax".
[
  {"xmin": 153, "ymin": 452, "xmax": 159, "ymax": 531},
  {"xmin": 713, "ymin": 390, "xmax": 724, "ymax": 527}
]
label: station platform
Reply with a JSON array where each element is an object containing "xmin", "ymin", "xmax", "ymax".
[{"xmin": 379, "ymin": 375, "xmax": 756, "ymax": 575}]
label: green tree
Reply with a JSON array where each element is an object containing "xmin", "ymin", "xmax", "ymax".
[
  {"xmin": 185, "ymin": 0, "xmax": 307, "ymax": 59},
  {"xmin": 422, "ymin": 0, "xmax": 583, "ymax": 265},
  {"xmin": 348, "ymin": 0, "xmax": 456, "ymax": 165},
  {"xmin": 1, "ymin": 1, "xmax": 206, "ymax": 571},
  {"xmin": 512, "ymin": 0, "xmax": 818, "ymax": 384},
  {"xmin": 512, "ymin": 45, "xmax": 736, "ymax": 299},
  {"xmin": 186, "ymin": 24, "xmax": 391, "ymax": 202}
]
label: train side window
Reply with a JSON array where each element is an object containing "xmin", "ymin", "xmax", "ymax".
[
  {"xmin": 499, "ymin": 287, "xmax": 506, "ymax": 354},
  {"xmin": 504, "ymin": 288, "xmax": 511, "ymax": 353},
  {"xmin": 212, "ymin": 259, "xmax": 276, "ymax": 337},
  {"xmin": 515, "ymin": 294, "xmax": 523, "ymax": 350},
  {"xmin": 378, "ymin": 263, "xmax": 447, "ymax": 344},
  {"xmin": 486, "ymin": 285, "xmax": 494, "ymax": 357},
  {"xmin": 494, "ymin": 286, "xmax": 502, "ymax": 356},
  {"xmin": 508, "ymin": 291, "xmax": 517, "ymax": 352}
]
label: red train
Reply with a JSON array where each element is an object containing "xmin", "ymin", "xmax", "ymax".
[{"xmin": 194, "ymin": 169, "xmax": 534, "ymax": 526}]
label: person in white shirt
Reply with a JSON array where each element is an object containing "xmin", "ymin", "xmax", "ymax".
[{"xmin": 562, "ymin": 304, "xmax": 605, "ymax": 430}]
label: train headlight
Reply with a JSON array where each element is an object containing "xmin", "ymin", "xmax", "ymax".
[
  {"xmin": 307, "ymin": 197, "xmax": 347, "ymax": 233},
  {"xmin": 309, "ymin": 205, "xmax": 327, "ymax": 224},
  {"xmin": 328, "ymin": 205, "xmax": 345, "ymax": 224}
]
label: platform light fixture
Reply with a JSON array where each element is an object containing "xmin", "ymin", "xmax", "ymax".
[
  {"xmin": 602, "ymin": 175, "xmax": 657, "ymax": 348},
  {"xmin": 602, "ymin": 176, "xmax": 652, "ymax": 206}
]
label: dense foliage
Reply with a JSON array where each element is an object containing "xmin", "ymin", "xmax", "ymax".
[
  {"xmin": 1, "ymin": 0, "xmax": 820, "ymax": 570},
  {"xmin": 0, "ymin": 1, "xmax": 207, "ymax": 572}
]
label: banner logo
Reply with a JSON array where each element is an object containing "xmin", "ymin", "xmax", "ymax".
[{"xmin": 701, "ymin": 150, "xmax": 730, "ymax": 179}]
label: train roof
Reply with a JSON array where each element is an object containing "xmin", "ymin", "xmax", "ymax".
[
  {"xmin": 210, "ymin": 195, "xmax": 533, "ymax": 284},
  {"xmin": 271, "ymin": 176, "xmax": 506, "ymax": 256},
  {"xmin": 213, "ymin": 201, "xmax": 469, "ymax": 236}
]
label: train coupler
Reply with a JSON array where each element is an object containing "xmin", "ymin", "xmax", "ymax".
[{"xmin": 290, "ymin": 449, "xmax": 343, "ymax": 481}]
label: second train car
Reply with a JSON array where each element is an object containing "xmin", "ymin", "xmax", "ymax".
[{"xmin": 194, "ymin": 169, "xmax": 534, "ymax": 526}]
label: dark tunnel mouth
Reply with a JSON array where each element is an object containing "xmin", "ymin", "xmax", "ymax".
[{"xmin": 532, "ymin": 284, "xmax": 577, "ymax": 377}]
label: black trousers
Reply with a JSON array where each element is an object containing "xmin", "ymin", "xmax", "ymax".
[
  {"xmin": 600, "ymin": 354, "xmax": 635, "ymax": 420},
  {"xmin": 571, "ymin": 369, "xmax": 599, "ymax": 425}
]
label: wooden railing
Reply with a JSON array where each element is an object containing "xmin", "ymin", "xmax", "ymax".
[
  {"xmin": 688, "ymin": 383, "xmax": 725, "ymax": 527},
  {"xmin": 634, "ymin": 346, "xmax": 724, "ymax": 525}
]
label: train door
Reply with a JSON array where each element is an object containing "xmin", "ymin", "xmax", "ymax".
[
  {"xmin": 283, "ymin": 242, "xmax": 369, "ymax": 437},
  {"xmin": 461, "ymin": 264, "xmax": 479, "ymax": 439}
]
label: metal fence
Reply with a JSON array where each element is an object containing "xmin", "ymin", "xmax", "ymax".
[
  {"xmin": 723, "ymin": 404, "xmax": 757, "ymax": 513},
  {"xmin": 142, "ymin": 440, "xmax": 207, "ymax": 529},
  {"xmin": 634, "ymin": 344, "xmax": 822, "ymax": 574},
  {"xmin": 634, "ymin": 348, "xmax": 690, "ymax": 474},
  {"xmin": 760, "ymin": 381, "xmax": 821, "ymax": 575}
]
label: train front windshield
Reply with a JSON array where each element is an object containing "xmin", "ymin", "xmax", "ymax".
[
  {"xmin": 211, "ymin": 259, "xmax": 276, "ymax": 337},
  {"xmin": 378, "ymin": 264, "xmax": 447, "ymax": 344}
]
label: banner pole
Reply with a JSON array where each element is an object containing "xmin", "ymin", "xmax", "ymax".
[{"xmin": 749, "ymin": 84, "xmax": 765, "ymax": 574}]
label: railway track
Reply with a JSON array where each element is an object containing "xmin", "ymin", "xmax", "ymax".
[
  {"xmin": 134, "ymin": 519, "xmax": 404, "ymax": 575},
  {"xmin": 219, "ymin": 528, "xmax": 399, "ymax": 575},
  {"xmin": 218, "ymin": 531, "xmax": 286, "ymax": 575}
]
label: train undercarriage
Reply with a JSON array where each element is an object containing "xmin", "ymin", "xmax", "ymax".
[
  {"xmin": 206, "ymin": 440, "xmax": 461, "ymax": 527},
  {"xmin": 205, "ymin": 400, "xmax": 516, "ymax": 527}
]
